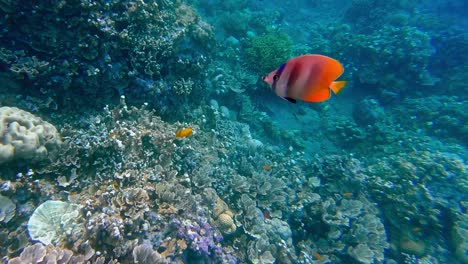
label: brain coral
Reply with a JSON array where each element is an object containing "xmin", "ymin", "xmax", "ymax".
[
  {"xmin": 0, "ymin": 106, "xmax": 61, "ymax": 164},
  {"xmin": 217, "ymin": 212, "xmax": 236, "ymax": 234}
]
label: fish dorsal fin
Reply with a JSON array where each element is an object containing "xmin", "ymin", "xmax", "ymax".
[{"xmin": 330, "ymin": 81, "xmax": 346, "ymax": 94}]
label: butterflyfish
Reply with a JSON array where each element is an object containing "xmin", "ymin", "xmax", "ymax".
[
  {"xmin": 263, "ymin": 54, "xmax": 346, "ymax": 103},
  {"xmin": 175, "ymin": 128, "xmax": 193, "ymax": 138}
]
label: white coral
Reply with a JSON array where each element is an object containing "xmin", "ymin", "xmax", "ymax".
[
  {"xmin": 27, "ymin": 200, "xmax": 82, "ymax": 245},
  {"xmin": 0, "ymin": 106, "xmax": 61, "ymax": 163}
]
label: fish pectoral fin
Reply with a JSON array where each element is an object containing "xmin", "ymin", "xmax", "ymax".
[
  {"xmin": 330, "ymin": 81, "xmax": 346, "ymax": 94},
  {"xmin": 282, "ymin": 97, "xmax": 297, "ymax": 104}
]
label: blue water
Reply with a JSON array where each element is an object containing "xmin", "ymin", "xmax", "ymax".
[{"xmin": 0, "ymin": 0, "xmax": 466, "ymax": 263}]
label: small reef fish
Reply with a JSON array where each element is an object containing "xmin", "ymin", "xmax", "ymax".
[
  {"xmin": 262, "ymin": 54, "xmax": 346, "ymax": 103},
  {"xmin": 312, "ymin": 252, "xmax": 323, "ymax": 261},
  {"xmin": 343, "ymin": 192, "xmax": 354, "ymax": 198},
  {"xmin": 263, "ymin": 209, "xmax": 271, "ymax": 220},
  {"xmin": 108, "ymin": 130, "xmax": 119, "ymax": 139},
  {"xmin": 175, "ymin": 128, "xmax": 193, "ymax": 138},
  {"xmin": 112, "ymin": 180, "xmax": 119, "ymax": 189},
  {"xmin": 262, "ymin": 165, "xmax": 272, "ymax": 171}
]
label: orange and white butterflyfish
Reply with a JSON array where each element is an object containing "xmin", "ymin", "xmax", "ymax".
[{"xmin": 262, "ymin": 54, "xmax": 347, "ymax": 103}]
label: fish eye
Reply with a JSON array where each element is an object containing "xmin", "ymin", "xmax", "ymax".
[
  {"xmin": 273, "ymin": 75, "xmax": 280, "ymax": 81},
  {"xmin": 262, "ymin": 76, "xmax": 266, "ymax": 81}
]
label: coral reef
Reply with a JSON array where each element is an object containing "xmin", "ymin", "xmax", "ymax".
[
  {"xmin": 330, "ymin": 23, "xmax": 435, "ymax": 96},
  {"xmin": 1, "ymin": 79, "xmax": 465, "ymax": 264},
  {"xmin": 294, "ymin": 192, "xmax": 388, "ymax": 263},
  {"xmin": 0, "ymin": 0, "xmax": 465, "ymax": 263},
  {"xmin": 0, "ymin": 0, "xmax": 214, "ymax": 112},
  {"xmin": 2, "ymin": 100, "xmax": 236, "ymax": 262},
  {"xmin": 304, "ymin": 18, "xmax": 436, "ymax": 101},
  {"xmin": 393, "ymin": 96, "xmax": 468, "ymax": 144},
  {"xmin": 344, "ymin": 0, "xmax": 418, "ymax": 33}
]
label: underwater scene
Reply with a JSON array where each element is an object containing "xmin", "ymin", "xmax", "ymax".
[{"xmin": 0, "ymin": 0, "xmax": 467, "ymax": 263}]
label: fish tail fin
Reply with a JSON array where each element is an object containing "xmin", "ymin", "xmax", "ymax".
[{"xmin": 330, "ymin": 81, "xmax": 346, "ymax": 94}]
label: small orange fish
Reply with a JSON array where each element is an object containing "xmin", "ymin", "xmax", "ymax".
[
  {"xmin": 108, "ymin": 130, "xmax": 118, "ymax": 139},
  {"xmin": 312, "ymin": 252, "xmax": 323, "ymax": 261},
  {"xmin": 263, "ymin": 54, "xmax": 346, "ymax": 103},
  {"xmin": 343, "ymin": 192, "xmax": 353, "ymax": 198},
  {"xmin": 176, "ymin": 128, "xmax": 193, "ymax": 138},
  {"xmin": 262, "ymin": 165, "xmax": 272, "ymax": 171}
]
